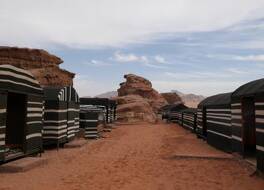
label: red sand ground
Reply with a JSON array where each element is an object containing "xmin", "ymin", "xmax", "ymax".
[{"xmin": 0, "ymin": 123, "xmax": 263, "ymax": 190}]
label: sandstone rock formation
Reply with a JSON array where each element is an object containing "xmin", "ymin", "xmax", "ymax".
[
  {"xmin": 116, "ymin": 74, "xmax": 168, "ymax": 123},
  {"xmin": 114, "ymin": 95, "xmax": 157, "ymax": 123},
  {"xmin": 0, "ymin": 46, "xmax": 74, "ymax": 87},
  {"xmin": 118, "ymin": 74, "xmax": 167, "ymax": 113},
  {"xmin": 161, "ymin": 92, "xmax": 183, "ymax": 105}
]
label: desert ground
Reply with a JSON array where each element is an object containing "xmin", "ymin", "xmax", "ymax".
[{"xmin": 0, "ymin": 122, "xmax": 263, "ymax": 190}]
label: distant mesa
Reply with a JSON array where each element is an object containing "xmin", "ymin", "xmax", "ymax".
[{"xmin": 0, "ymin": 46, "xmax": 75, "ymax": 87}]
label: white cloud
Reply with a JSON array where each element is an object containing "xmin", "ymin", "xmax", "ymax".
[
  {"xmin": 154, "ymin": 55, "xmax": 166, "ymax": 64},
  {"xmin": 233, "ymin": 54, "xmax": 264, "ymax": 61},
  {"xmin": 83, "ymin": 60, "xmax": 112, "ymax": 67},
  {"xmin": 113, "ymin": 51, "xmax": 144, "ymax": 63},
  {"xmin": 113, "ymin": 51, "xmax": 169, "ymax": 68},
  {"xmin": 1, "ymin": 0, "xmax": 264, "ymax": 48}
]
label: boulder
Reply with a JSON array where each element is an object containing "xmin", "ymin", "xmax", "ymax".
[
  {"xmin": 118, "ymin": 74, "xmax": 167, "ymax": 113},
  {"xmin": 116, "ymin": 74, "xmax": 168, "ymax": 123},
  {"xmin": 114, "ymin": 95, "xmax": 157, "ymax": 123},
  {"xmin": 0, "ymin": 46, "xmax": 74, "ymax": 87}
]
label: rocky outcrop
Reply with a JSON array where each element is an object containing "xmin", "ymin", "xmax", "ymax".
[
  {"xmin": 161, "ymin": 92, "xmax": 183, "ymax": 105},
  {"xmin": 0, "ymin": 46, "xmax": 74, "ymax": 87},
  {"xmin": 114, "ymin": 95, "xmax": 157, "ymax": 123},
  {"xmin": 116, "ymin": 74, "xmax": 167, "ymax": 123},
  {"xmin": 118, "ymin": 74, "xmax": 167, "ymax": 113}
]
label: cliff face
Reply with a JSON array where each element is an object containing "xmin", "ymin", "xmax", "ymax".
[
  {"xmin": 0, "ymin": 46, "xmax": 74, "ymax": 87},
  {"xmin": 115, "ymin": 74, "xmax": 168, "ymax": 123}
]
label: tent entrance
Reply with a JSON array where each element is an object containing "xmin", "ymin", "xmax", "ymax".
[
  {"xmin": 242, "ymin": 97, "xmax": 256, "ymax": 161},
  {"xmin": 5, "ymin": 92, "xmax": 27, "ymax": 159}
]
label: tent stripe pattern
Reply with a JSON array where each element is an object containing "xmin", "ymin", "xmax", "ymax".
[
  {"xmin": 0, "ymin": 65, "xmax": 43, "ymax": 162},
  {"xmin": 43, "ymin": 86, "xmax": 79, "ymax": 146}
]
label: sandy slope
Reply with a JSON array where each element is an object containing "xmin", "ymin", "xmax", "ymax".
[{"xmin": 0, "ymin": 123, "xmax": 263, "ymax": 190}]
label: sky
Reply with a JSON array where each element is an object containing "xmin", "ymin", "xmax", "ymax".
[{"xmin": 1, "ymin": 0, "xmax": 264, "ymax": 97}]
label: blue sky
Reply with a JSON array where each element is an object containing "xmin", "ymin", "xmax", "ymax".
[{"xmin": 1, "ymin": 0, "xmax": 264, "ymax": 96}]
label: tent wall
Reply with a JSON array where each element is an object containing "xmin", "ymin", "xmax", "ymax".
[
  {"xmin": 43, "ymin": 86, "xmax": 80, "ymax": 146},
  {"xmin": 231, "ymin": 100, "xmax": 243, "ymax": 153},
  {"xmin": 196, "ymin": 108, "xmax": 204, "ymax": 137},
  {"xmin": 80, "ymin": 111, "xmax": 99, "ymax": 139},
  {"xmin": 25, "ymin": 95, "xmax": 43, "ymax": 154},
  {"xmin": 206, "ymin": 105, "xmax": 232, "ymax": 152},
  {"xmin": 169, "ymin": 111, "xmax": 182, "ymax": 123},
  {"xmin": 0, "ymin": 92, "xmax": 7, "ymax": 161},
  {"xmin": 43, "ymin": 101, "xmax": 68, "ymax": 145},
  {"xmin": 182, "ymin": 111, "xmax": 196, "ymax": 132},
  {"xmin": 255, "ymin": 95, "xmax": 264, "ymax": 171}
]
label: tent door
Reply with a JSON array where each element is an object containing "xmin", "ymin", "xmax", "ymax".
[
  {"xmin": 5, "ymin": 92, "xmax": 27, "ymax": 160},
  {"xmin": 242, "ymin": 97, "xmax": 256, "ymax": 158}
]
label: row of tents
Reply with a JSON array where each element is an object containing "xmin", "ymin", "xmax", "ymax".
[
  {"xmin": 161, "ymin": 78, "xmax": 264, "ymax": 172},
  {"xmin": 0, "ymin": 64, "xmax": 117, "ymax": 163}
]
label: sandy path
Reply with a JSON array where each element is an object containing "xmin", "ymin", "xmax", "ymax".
[{"xmin": 0, "ymin": 123, "xmax": 263, "ymax": 190}]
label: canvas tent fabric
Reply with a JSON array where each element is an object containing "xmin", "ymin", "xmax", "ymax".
[
  {"xmin": 43, "ymin": 86, "xmax": 79, "ymax": 146},
  {"xmin": 80, "ymin": 98, "xmax": 116, "ymax": 124},
  {"xmin": 0, "ymin": 64, "xmax": 43, "ymax": 162},
  {"xmin": 231, "ymin": 79, "xmax": 264, "ymax": 171},
  {"xmin": 80, "ymin": 105, "xmax": 104, "ymax": 139},
  {"xmin": 181, "ymin": 108, "xmax": 197, "ymax": 132},
  {"xmin": 167, "ymin": 104, "xmax": 188, "ymax": 123},
  {"xmin": 197, "ymin": 93, "xmax": 232, "ymax": 152}
]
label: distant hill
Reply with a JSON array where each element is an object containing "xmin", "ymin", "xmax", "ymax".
[
  {"xmin": 171, "ymin": 90, "xmax": 205, "ymax": 108},
  {"xmin": 95, "ymin": 91, "xmax": 118, "ymax": 98},
  {"xmin": 95, "ymin": 90, "xmax": 205, "ymax": 108}
]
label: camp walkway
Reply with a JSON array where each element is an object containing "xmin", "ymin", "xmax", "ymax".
[{"xmin": 0, "ymin": 123, "xmax": 263, "ymax": 190}]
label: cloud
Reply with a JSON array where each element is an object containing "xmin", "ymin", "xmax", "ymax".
[
  {"xmin": 232, "ymin": 54, "xmax": 264, "ymax": 61},
  {"xmin": 113, "ymin": 51, "xmax": 168, "ymax": 69},
  {"xmin": 113, "ymin": 51, "xmax": 144, "ymax": 63},
  {"xmin": 83, "ymin": 60, "xmax": 112, "ymax": 67},
  {"xmin": 1, "ymin": 0, "xmax": 264, "ymax": 48},
  {"xmin": 154, "ymin": 55, "xmax": 166, "ymax": 64}
]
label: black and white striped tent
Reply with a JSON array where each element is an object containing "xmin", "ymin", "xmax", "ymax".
[
  {"xmin": 181, "ymin": 108, "xmax": 197, "ymax": 132},
  {"xmin": 43, "ymin": 86, "xmax": 79, "ymax": 147},
  {"xmin": 0, "ymin": 65, "xmax": 43, "ymax": 162},
  {"xmin": 80, "ymin": 105, "xmax": 104, "ymax": 139},
  {"xmin": 80, "ymin": 98, "xmax": 116, "ymax": 124},
  {"xmin": 197, "ymin": 93, "xmax": 232, "ymax": 152},
  {"xmin": 109, "ymin": 100, "xmax": 117, "ymax": 123},
  {"xmin": 232, "ymin": 79, "xmax": 264, "ymax": 171},
  {"xmin": 168, "ymin": 104, "xmax": 188, "ymax": 124}
]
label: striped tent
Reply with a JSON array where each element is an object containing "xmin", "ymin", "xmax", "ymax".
[
  {"xmin": 0, "ymin": 65, "xmax": 43, "ymax": 162},
  {"xmin": 80, "ymin": 105, "xmax": 104, "ymax": 139},
  {"xmin": 43, "ymin": 86, "xmax": 79, "ymax": 147},
  {"xmin": 168, "ymin": 104, "xmax": 188, "ymax": 124},
  {"xmin": 197, "ymin": 93, "xmax": 232, "ymax": 152},
  {"xmin": 232, "ymin": 79, "xmax": 264, "ymax": 171},
  {"xmin": 80, "ymin": 98, "xmax": 116, "ymax": 124},
  {"xmin": 182, "ymin": 108, "xmax": 197, "ymax": 133},
  {"xmin": 109, "ymin": 100, "xmax": 117, "ymax": 123}
]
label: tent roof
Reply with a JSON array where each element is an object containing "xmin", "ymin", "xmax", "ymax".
[
  {"xmin": 198, "ymin": 93, "xmax": 231, "ymax": 107},
  {"xmin": 170, "ymin": 103, "xmax": 188, "ymax": 111},
  {"xmin": 44, "ymin": 86, "xmax": 79, "ymax": 102},
  {"xmin": 181, "ymin": 108, "xmax": 197, "ymax": 113},
  {"xmin": 232, "ymin": 78, "xmax": 264, "ymax": 97}
]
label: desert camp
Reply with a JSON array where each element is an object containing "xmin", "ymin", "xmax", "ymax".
[{"xmin": 1, "ymin": 1, "xmax": 264, "ymax": 190}]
